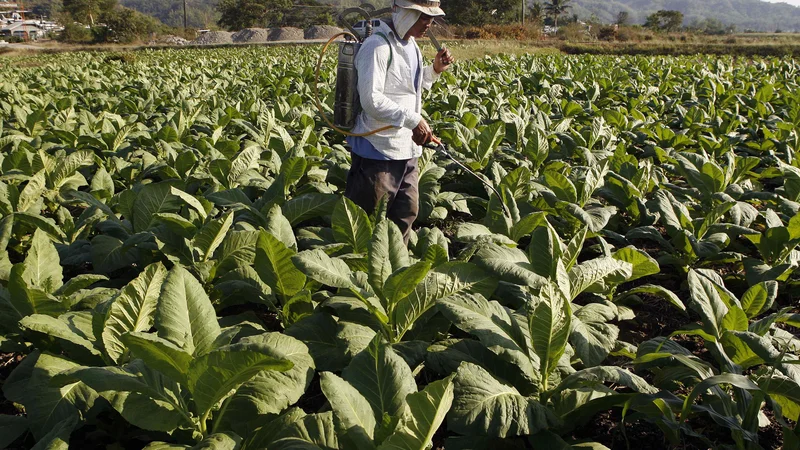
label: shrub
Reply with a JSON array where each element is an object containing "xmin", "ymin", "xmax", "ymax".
[
  {"xmin": 556, "ymin": 23, "xmax": 589, "ymax": 41},
  {"xmin": 57, "ymin": 22, "xmax": 94, "ymax": 43},
  {"xmin": 483, "ymin": 24, "xmax": 542, "ymax": 40},
  {"xmin": 597, "ymin": 25, "xmax": 618, "ymax": 41},
  {"xmin": 459, "ymin": 27, "xmax": 496, "ymax": 40},
  {"xmin": 95, "ymin": 7, "xmax": 162, "ymax": 43}
]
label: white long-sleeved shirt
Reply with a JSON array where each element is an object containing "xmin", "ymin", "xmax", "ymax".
[{"xmin": 351, "ymin": 20, "xmax": 440, "ymax": 160}]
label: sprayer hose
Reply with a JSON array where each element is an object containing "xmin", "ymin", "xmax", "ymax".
[{"xmin": 313, "ymin": 32, "xmax": 395, "ymax": 138}]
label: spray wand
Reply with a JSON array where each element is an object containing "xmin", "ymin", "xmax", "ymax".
[{"xmin": 424, "ymin": 140, "xmax": 511, "ymax": 217}]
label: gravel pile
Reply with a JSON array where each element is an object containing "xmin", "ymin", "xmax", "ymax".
[
  {"xmin": 304, "ymin": 25, "xmax": 344, "ymax": 40},
  {"xmin": 232, "ymin": 28, "xmax": 271, "ymax": 43},
  {"xmin": 193, "ymin": 31, "xmax": 233, "ymax": 45},
  {"xmin": 161, "ymin": 35, "xmax": 189, "ymax": 46},
  {"xmin": 268, "ymin": 27, "xmax": 304, "ymax": 41}
]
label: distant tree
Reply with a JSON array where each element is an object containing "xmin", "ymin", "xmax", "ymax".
[
  {"xmin": 439, "ymin": 0, "xmax": 519, "ymax": 26},
  {"xmin": 30, "ymin": 0, "xmax": 62, "ymax": 19},
  {"xmin": 616, "ymin": 11, "xmax": 629, "ymax": 26},
  {"xmin": 58, "ymin": 21, "xmax": 93, "ymax": 42},
  {"xmin": 217, "ymin": 0, "xmax": 334, "ymax": 30},
  {"xmin": 121, "ymin": 0, "xmax": 219, "ymax": 29},
  {"xmin": 544, "ymin": 0, "xmax": 571, "ymax": 28},
  {"xmin": 644, "ymin": 10, "xmax": 684, "ymax": 32},
  {"xmin": 95, "ymin": 6, "xmax": 160, "ymax": 42},
  {"xmin": 62, "ymin": 0, "xmax": 116, "ymax": 24},
  {"xmin": 528, "ymin": 2, "xmax": 543, "ymax": 23},
  {"xmin": 217, "ymin": 0, "xmax": 291, "ymax": 29},
  {"xmin": 282, "ymin": 2, "xmax": 335, "ymax": 29}
]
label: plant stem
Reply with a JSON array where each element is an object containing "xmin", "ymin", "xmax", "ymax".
[
  {"xmin": 211, "ymin": 396, "xmax": 234, "ymax": 435},
  {"xmin": 199, "ymin": 409, "xmax": 211, "ymax": 438}
]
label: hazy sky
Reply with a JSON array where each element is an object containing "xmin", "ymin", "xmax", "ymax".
[{"xmin": 762, "ymin": 0, "xmax": 800, "ymax": 6}]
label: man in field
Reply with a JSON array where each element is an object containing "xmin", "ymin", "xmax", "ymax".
[{"xmin": 344, "ymin": 0, "xmax": 454, "ymax": 243}]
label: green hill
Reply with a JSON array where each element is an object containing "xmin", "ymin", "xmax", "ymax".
[
  {"xmin": 118, "ymin": 0, "xmax": 220, "ymax": 29},
  {"xmin": 115, "ymin": 0, "xmax": 800, "ymax": 32},
  {"xmin": 568, "ymin": 0, "xmax": 800, "ymax": 32}
]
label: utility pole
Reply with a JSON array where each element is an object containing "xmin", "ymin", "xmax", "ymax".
[
  {"xmin": 183, "ymin": 0, "xmax": 187, "ymax": 30},
  {"xmin": 521, "ymin": 0, "xmax": 525, "ymax": 26}
]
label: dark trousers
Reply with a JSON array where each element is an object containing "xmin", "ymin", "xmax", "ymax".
[{"xmin": 344, "ymin": 154, "xmax": 419, "ymax": 243}]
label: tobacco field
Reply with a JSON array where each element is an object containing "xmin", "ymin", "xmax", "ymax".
[{"xmin": 0, "ymin": 46, "xmax": 798, "ymax": 449}]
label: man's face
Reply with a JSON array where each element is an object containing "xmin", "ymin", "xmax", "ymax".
[{"xmin": 405, "ymin": 13, "xmax": 435, "ymax": 39}]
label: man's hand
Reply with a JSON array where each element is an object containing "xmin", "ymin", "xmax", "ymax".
[
  {"xmin": 433, "ymin": 48, "xmax": 455, "ymax": 74},
  {"xmin": 412, "ymin": 118, "xmax": 435, "ymax": 146}
]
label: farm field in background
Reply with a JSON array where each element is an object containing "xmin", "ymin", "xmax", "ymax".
[{"xmin": 0, "ymin": 46, "xmax": 798, "ymax": 449}]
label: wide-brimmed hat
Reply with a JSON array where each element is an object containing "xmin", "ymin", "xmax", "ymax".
[{"xmin": 394, "ymin": 0, "xmax": 445, "ymax": 17}]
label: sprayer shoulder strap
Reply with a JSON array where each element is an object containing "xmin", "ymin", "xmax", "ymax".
[{"xmin": 374, "ymin": 32, "xmax": 393, "ymax": 69}]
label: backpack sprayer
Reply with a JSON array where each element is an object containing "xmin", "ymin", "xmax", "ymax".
[{"xmin": 313, "ymin": 2, "xmax": 511, "ymax": 216}]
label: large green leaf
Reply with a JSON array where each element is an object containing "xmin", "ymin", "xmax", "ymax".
[
  {"xmin": 285, "ymin": 312, "xmax": 376, "ymax": 372},
  {"xmin": 221, "ymin": 333, "xmax": 314, "ymax": 423},
  {"xmin": 50, "ymin": 150, "xmax": 94, "ymax": 190},
  {"xmin": 265, "ymin": 204, "xmax": 297, "ymax": 251},
  {"xmin": 471, "ymin": 122, "xmax": 505, "ymax": 168},
  {"xmin": 544, "ymin": 171, "xmax": 578, "ymax": 204},
  {"xmin": 194, "ymin": 433, "xmax": 243, "ymax": 450},
  {"xmin": 187, "ymin": 341, "xmax": 293, "ymax": 416},
  {"xmin": 132, "ymin": 181, "xmax": 181, "ymax": 232},
  {"xmin": 102, "ymin": 263, "xmax": 168, "ymax": 364},
  {"xmin": 529, "ymin": 284, "xmax": 571, "ymax": 387},
  {"xmin": 569, "ymin": 258, "xmax": 632, "ymax": 299},
  {"xmin": 0, "ymin": 415, "xmax": 28, "ymax": 448},
  {"xmin": 282, "ymin": 193, "xmax": 338, "ymax": 226},
  {"xmin": 610, "ymin": 247, "xmax": 660, "ymax": 284},
  {"xmin": 474, "ymin": 244, "xmax": 548, "ymax": 289},
  {"xmin": 687, "ymin": 269, "xmax": 729, "ymax": 340},
  {"xmin": 615, "ymin": 285, "xmax": 686, "ymax": 312},
  {"xmin": 320, "ymin": 372, "xmax": 377, "ymax": 444},
  {"xmin": 368, "ymin": 220, "xmax": 410, "ymax": 298},
  {"xmin": 756, "ymin": 373, "xmax": 800, "ymax": 422},
  {"xmin": 270, "ymin": 411, "xmax": 339, "ymax": 450},
  {"xmin": 570, "ymin": 303, "xmax": 619, "ymax": 367},
  {"xmin": 30, "ymin": 415, "xmax": 77, "ymax": 450},
  {"xmin": 741, "ymin": 281, "xmax": 778, "ymax": 319},
  {"xmin": 8, "ymin": 263, "xmax": 66, "ymax": 318},
  {"xmin": 228, "ymin": 146, "xmax": 262, "ymax": 187},
  {"xmin": 292, "ymin": 249, "xmax": 354, "ymax": 290},
  {"xmin": 378, "ymin": 375, "xmax": 455, "ymax": 450},
  {"xmin": 426, "ymin": 339, "xmax": 538, "ymax": 396},
  {"xmin": 51, "ymin": 359, "xmax": 189, "ymax": 432},
  {"xmin": 214, "ymin": 230, "xmax": 260, "ymax": 276},
  {"xmin": 332, "ymin": 196, "xmax": 373, "ymax": 254},
  {"xmin": 90, "ymin": 235, "xmax": 139, "ymax": 274},
  {"xmin": 527, "ymin": 223, "xmax": 564, "ymax": 279},
  {"xmin": 22, "ymin": 229, "xmax": 63, "ymax": 293},
  {"xmin": 679, "ymin": 373, "xmax": 760, "ymax": 420},
  {"xmin": 438, "ymin": 293, "xmax": 531, "ymax": 361},
  {"xmin": 146, "ymin": 433, "xmax": 243, "ymax": 450},
  {"xmin": 121, "ymin": 332, "xmax": 193, "ymax": 385},
  {"xmin": 394, "ymin": 262, "xmax": 497, "ymax": 340},
  {"xmin": 19, "ymin": 352, "xmax": 99, "ymax": 440},
  {"xmin": 155, "ymin": 265, "xmax": 221, "ymax": 356},
  {"xmin": 17, "ymin": 170, "xmax": 46, "ymax": 213},
  {"xmin": 193, "ymin": 211, "xmax": 234, "ymax": 262},
  {"xmin": 551, "ymin": 366, "xmax": 659, "ymax": 397},
  {"xmin": 383, "ymin": 261, "xmax": 431, "ymax": 307},
  {"xmin": 255, "ymin": 231, "xmax": 306, "ymax": 298},
  {"xmin": 19, "ymin": 314, "xmax": 103, "ymax": 364},
  {"xmin": 242, "ymin": 408, "xmax": 308, "ymax": 450},
  {"xmin": 342, "ymin": 336, "xmax": 417, "ymax": 438},
  {"xmin": 170, "ymin": 187, "xmax": 208, "ymax": 221},
  {"xmin": 449, "ymin": 363, "xmax": 558, "ymax": 438}
]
